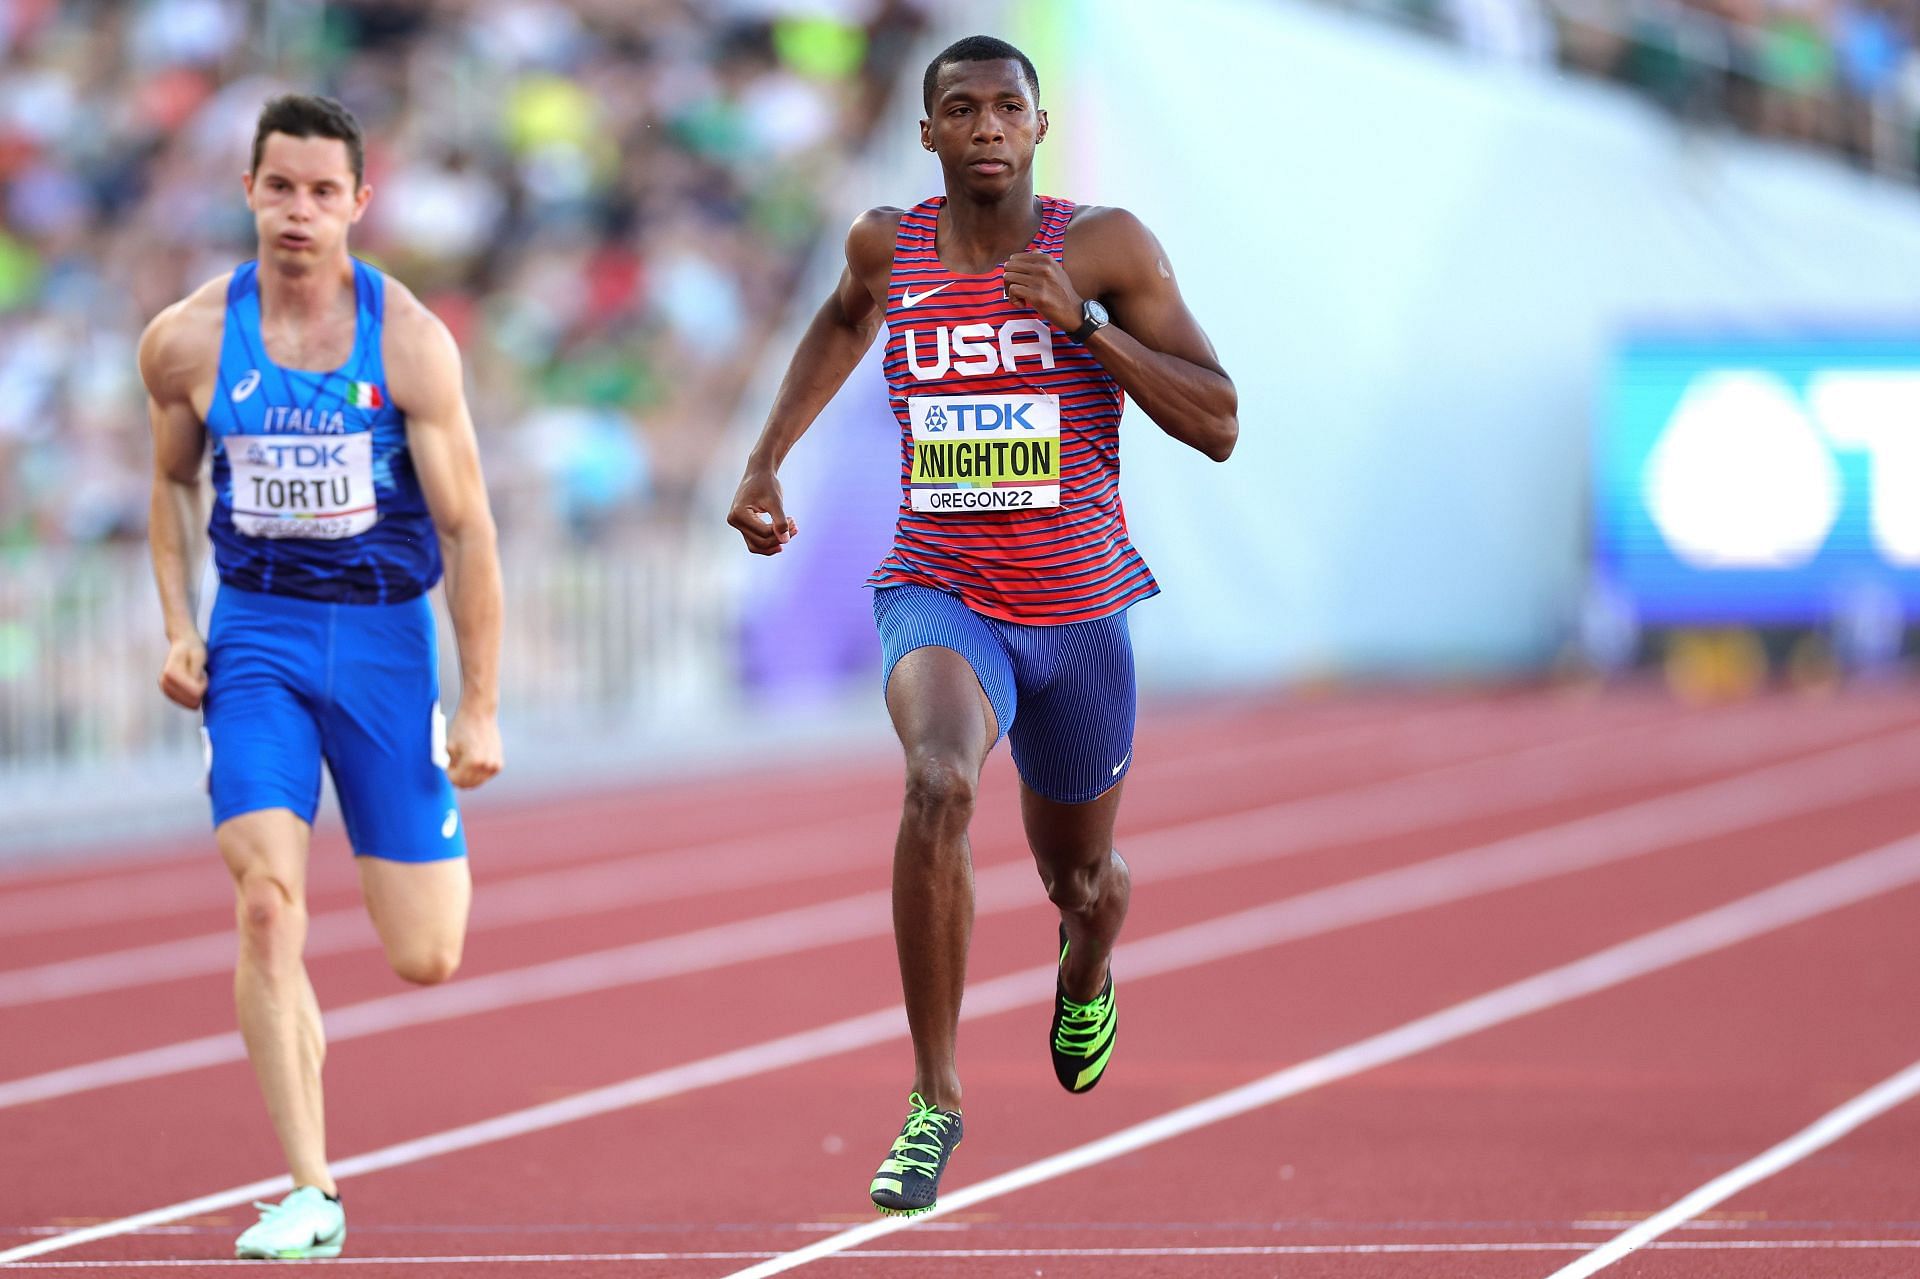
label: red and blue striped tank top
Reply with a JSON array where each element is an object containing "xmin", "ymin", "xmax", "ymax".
[{"xmin": 866, "ymin": 195, "xmax": 1158, "ymax": 625}]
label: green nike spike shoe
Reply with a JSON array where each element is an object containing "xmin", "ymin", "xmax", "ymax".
[
  {"xmin": 1051, "ymin": 924, "xmax": 1117, "ymax": 1093},
  {"xmin": 869, "ymin": 1091, "xmax": 963, "ymax": 1216}
]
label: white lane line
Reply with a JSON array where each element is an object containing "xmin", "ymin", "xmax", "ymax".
[
  {"xmin": 5, "ymin": 715, "xmax": 1917, "ymax": 1110},
  {"xmin": 0, "ymin": 696, "xmax": 1848, "ymax": 1013},
  {"xmin": 0, "ymin": 696, "xmax": 1441, "ymax": 939},
  {"xmin": 0, "ymin": 811, "xmax": 901, "ymax": 1008},
  {"xmin": 1547, "ymin": 1057, "xmax": 1920, "ymax": 1278},
  {"xmin": 9, "ymin": 1240, "xmax": 1920, "ymax": 1268},
  {"xmin": 0, "ymin": 696, "xmax": 1609, "ymax": 1000},
  {"xmin": 0, "ymin": 697, "xmax": 1505, "ymax": 982},
  {"xmin": 10, "ymin": 828, "xmax": 1920, "ymax": 1270},
  {"xmin": 6, "ymin": 714, "xmax": 1916, "ymax": 1110},
  {"xmin": 717, "ymin": 835, "xmax": 1920, "ymax": 1278}
]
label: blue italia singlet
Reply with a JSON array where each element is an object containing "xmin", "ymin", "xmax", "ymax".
[{"xmin": 204, "ymin": 259, "xmax": 440, "ymax": 604}]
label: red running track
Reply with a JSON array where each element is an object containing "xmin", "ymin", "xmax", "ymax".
[{"xmin": 3, "ymin": 687, "xmax": 1920, "ymax": 1277}]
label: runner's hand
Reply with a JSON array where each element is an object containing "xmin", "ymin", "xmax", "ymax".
[
  {"xmin": 445, "ymin": 703, "xmax": 502, "ymax": 789},
  {"xmin": 1002, "ymin": 251, "xmax": 1083, "ymax": 333},
  {"xmin": 159, "ymin": 634, "xmax": 208, "ymax": 710},
  {"xmin": 728, "ymin": 470, "xmax": 798, "ymax": 555}
]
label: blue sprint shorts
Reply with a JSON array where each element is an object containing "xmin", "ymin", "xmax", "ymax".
[
  {"xmin": 202, "ymin": 584, "xmax": 467, "ymax": 862},
  {"xmin": 872, "ymin": 583, "xmax": 1136, "ymax": 805}
]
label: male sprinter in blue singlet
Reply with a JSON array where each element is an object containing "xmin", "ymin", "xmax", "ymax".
[
  {"xmin": 728, "ymin": 37, "xmax": 1238, "ymax": 1215},
  {"xmin": 139, "ymin": 95, "xmax": 502, "ymax": 1259}
]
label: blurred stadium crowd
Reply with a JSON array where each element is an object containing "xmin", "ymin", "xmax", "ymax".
[
  {"xmin": 0, "ymin": 0, "xmax": 929, "ymax": 550},
  {"xmin": 1368, "ymin": 0, "xmax": 1920, "ymax": 168},
  {"xmin": 2, "ymin": 0, "xmax": 1915, "ymax": 557}
]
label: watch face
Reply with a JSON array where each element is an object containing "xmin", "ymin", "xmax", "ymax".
[{"xmin": 1084, "ymin": 300, "xmax": 1110, "ymax": 326}]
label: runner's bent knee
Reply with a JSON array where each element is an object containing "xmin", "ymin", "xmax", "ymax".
[
  {"xmin": 233, "ymin": 872, "xmax": 304, "ymax": 964},
  {"xmin": 386, "ymin": 940, "xmax": 460, "ymax": 986},
  {"xmin": 1041, "ymin": 860, "xmax": 1103, "ymax": 915},
  {"xmin": 901, "ymin": 751, "xmax": 978, "ymax": 832}
]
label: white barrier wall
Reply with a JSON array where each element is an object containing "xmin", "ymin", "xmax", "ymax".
[{"xmin": 1013, "ymin": 0, "xmax": 1920, "ymax": 683}]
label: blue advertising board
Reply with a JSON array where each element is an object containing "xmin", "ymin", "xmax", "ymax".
[{"xmin": 1595, "ymin": 337, "xmax": 1920, "ymax": 623}]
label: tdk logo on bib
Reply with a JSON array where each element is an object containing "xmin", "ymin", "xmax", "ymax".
[
  {"xmin": 243, "ymin": 442, "xmax": 350, "ymax": 468},
  {"xmin": 917, "ymin": 401, "xmax": 1044, "ymax": 433}
]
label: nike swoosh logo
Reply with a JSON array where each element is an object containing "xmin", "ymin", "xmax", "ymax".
[
  {"xmin": 900, "ymin": 283, "xmax": 953, "ymax": 309},
  {"xmin": 1111, "ymin": 753, "xmax": 1131, "ymax": 777}
]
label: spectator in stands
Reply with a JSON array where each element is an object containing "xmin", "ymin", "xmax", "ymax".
[{"xmin": 0, "ymin": 0, "xmax": 928, "ymax": 547}]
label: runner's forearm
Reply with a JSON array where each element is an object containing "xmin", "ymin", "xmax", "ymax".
[
  {"xmin": 1084, "ymin": 328, "xmax": 1238, "ymax": 461},
  {"xmin": 148, "ymin": 473, "xmax": 205, "ymax": 641},
  {"xmin": 440, "ymin": 521, "xmax": 502, "ymax": 714}
]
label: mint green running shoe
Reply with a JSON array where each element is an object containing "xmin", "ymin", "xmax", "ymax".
[
  {"xmin": 1051, "ymin": 924, "xmax": 1117, "ymax": 1093},
  {"xmin": 234, "ymin": 1186, "xmax": 345, "ymax": 1259},
  {"xmin": 869, "ymin": 1092, "xmax": 963, "ymax": 1216}
]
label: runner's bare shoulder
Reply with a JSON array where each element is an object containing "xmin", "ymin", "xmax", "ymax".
[
  {"xmin": 137, "ymin": 274, "xmax": 230, "ymax": 402},
  {"xmin": 373, "ymin": 271, "xmax": 464, "ymax": 416},
  {"xmin": 848, "ymin": 206, "xmax": 906, "ymax": 289},
  {"xmin": 375, "ymin": 269, "xmax": 447, "ymax": 341}
]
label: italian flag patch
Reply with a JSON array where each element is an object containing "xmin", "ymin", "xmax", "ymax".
[{"xmin": 350, "ymin": 381, "xmax": 384, "ymax": 409}]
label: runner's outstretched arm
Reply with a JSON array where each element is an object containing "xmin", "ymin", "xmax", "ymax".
[
  {"xmin": 389, "ymin": 290, "xmax": 504, "ymax": 790},
  {"xmin": 1003, "ymin": 207, "xmax": 1238, "ymax": 461},
  {"xmin": 728, "ymin": 209, "xmax": 897, "ymax": 554},
  {"xmin": 139, "ymin": 301, "xmax": 212, "ymax": 711}
]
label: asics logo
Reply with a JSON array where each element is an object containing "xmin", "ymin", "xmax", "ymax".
[
  {"xmin": 231, "ymin": 370, "xmax": 262, "ymax": 402},
  {"xmin": 900, "ymin": 282, "xmax": 953, "ymax": 309}
]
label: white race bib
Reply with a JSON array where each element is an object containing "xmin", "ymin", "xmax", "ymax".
[
  {"xmin": 228, "ymin": 433, "xmax": 377, "ymax": 539},
  {"xmin": 907, "ymin": 394, "xmax": 1060, "ymax": 513}
]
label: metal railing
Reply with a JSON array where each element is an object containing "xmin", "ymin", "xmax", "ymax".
[
  {"xmin": 0, "ymin": 534, "xmax": 732, "ymax": 791},
  {"xmin": 0, "ymin": 547, "xmax": 198, "ymax": 776}
]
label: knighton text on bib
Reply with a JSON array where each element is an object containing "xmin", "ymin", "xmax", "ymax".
[
  {"xmin": 229, "ymin": 433, "xmax": 377, "ymax": 539},
  {"xmin": 908, "ymin": 394, "xmax": 1061, "ymax": 513}
]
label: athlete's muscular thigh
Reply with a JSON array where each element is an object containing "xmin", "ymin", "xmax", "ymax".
[
  {"xmin": 358, "ymin": 856, "xmax": 470, "ymax": 986},
  {"xmin": 886, "ymin": 645, "xmax": 998, "ymax": 772}
]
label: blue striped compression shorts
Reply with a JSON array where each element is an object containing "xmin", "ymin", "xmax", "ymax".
[{"xmin": 871, "ymin": 583, "xmax": 1136, "ymax": 805}]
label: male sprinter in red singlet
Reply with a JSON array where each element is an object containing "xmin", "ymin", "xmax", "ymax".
[
  {"xmin": 140, "ymin": 95, "xmax": 502, "ymax": 1258},
  {"xmin": 728, "ymin": 36, "xmax": 1238, "ymax": 1215}
]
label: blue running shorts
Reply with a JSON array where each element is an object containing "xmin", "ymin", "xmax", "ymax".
[
  {"xmin": 872, "ymin": 583, "xmax": 1136, "ymax": 805},
  {"xmin": 202, "ymin": 585, "xmax": 467, "ymax": 862}
]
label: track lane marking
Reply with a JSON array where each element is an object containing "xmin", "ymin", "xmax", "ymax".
[
  {"xmin": 10, "ymin": 1239, "xmax": 1920, "ymax": 1267},
  {"xmin": 0, "ymin": 696, "xmax": 1866, "ymax": 1008},
  {"xmin": 1547, "ymin": 1057, "xmax": 1920, "ymax": 1277},
  {"xmin": 0, "ymin": 696, "xmax": 1454, "ymax": 938},
  {"xmin": 717, "ymin": 835, "xmax": 1920, "ymax": 1277},
  {"xmin": 6, "ymin": 716, "xmax": 1919, "ymax": 1109},
  {"xmin": 9, "ymin": 824, "xmax": 1920, "ymax": 1266},
  {"xmin": 0, "ymin": 695, "xmax": 1631, "ymax": 976}
]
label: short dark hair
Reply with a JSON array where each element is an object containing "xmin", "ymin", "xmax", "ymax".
[
  {"xmin": 250, "ymin": 94, "xmax": 365, "ymax": 187},
  {"xmin": 922, "ymin": 35, "xmax": 1039, "ymax": 114}
]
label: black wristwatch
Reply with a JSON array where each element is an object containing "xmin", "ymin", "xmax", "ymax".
[{"xmin": 1068, "ymin": 298, "xmax": 1110, "ymax": 344}]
